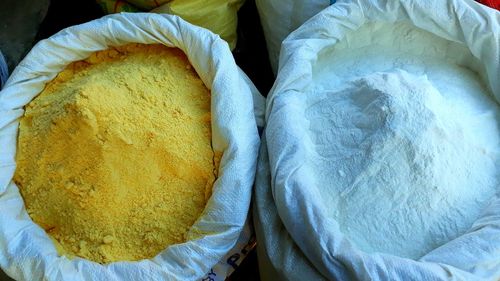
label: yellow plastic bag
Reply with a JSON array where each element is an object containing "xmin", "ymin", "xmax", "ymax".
[
  {"xmin": 97, "ymin": 0, "xmax": 140, "ymax": 13},
  {"xmin": 96, "ymin": 0, "xmax": 244, "ymax": 49}
]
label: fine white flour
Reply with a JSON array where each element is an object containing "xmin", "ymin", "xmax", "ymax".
[{"xmin": 303, "ymin": 22, "xmax": 500, "ymax": 259}]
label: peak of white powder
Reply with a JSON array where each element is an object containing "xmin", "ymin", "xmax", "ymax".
[{"xmin": 306, "ymin": 69, "xmax": 499, "ymax": 259}]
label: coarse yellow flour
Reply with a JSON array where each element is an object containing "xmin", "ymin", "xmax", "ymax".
[{"xmin": 14, "ymin": 44, "xmax": 218, "ymax": 263}]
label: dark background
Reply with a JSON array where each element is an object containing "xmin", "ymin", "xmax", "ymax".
[
  {"xmin": 0, "ymin": 0, "xmax": 272, "ymax": 280},
  {"xmin": 0, "ymin": 0, "xmax": 274, "ymax": 95}
]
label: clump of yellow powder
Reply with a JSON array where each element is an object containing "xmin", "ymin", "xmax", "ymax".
[{"xmin": 14, "ymin": 44, "xmax": 219, "ymax": 264}]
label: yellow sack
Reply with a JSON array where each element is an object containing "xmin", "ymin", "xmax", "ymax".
[{"xmin": 96, "ymin": 0, "xmax": 244, "ymax": 49}]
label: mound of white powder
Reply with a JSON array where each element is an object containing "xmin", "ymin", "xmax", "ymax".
[{"xmin": 303, "ymin": 23, "xmax": 499, "ymax": 259}]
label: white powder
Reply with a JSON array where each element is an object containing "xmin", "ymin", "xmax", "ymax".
[{"xmin": 303, "ymin": 22, "xmax": 499, "ymax": 259}]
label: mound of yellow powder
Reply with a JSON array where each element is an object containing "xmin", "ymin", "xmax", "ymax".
[{"xmin": 14, "ymin": 44, "xmax": 219, "ymax": 263}]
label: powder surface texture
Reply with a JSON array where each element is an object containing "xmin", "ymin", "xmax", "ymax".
[
  {"xmin": 302, "ymin": 23, "xmax": 499, "ymax": 258},
  {"xmin": 14, "ymin": 44, "xmax": 217, "ymax": 263}
]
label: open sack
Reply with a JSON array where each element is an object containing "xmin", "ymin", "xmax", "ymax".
[
  {"xmin": 255, "ymin": 0, "xmax": 500, "ymax": 280},
  {"xmin": 0, "ymin": 13, "xmax": 264, "ymax": 281}
]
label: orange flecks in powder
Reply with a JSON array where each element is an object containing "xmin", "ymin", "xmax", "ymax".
[{"xmin": 14, "ymin": 44, "xmax": 218, "ymax": 263}]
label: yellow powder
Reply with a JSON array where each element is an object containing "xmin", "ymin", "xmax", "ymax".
[{"xmin": 14, "ymin": 44, "xmax": 218, "ymax": 264}]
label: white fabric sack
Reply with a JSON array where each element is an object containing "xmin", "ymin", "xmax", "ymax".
[
  {"xmin": 255, "ymin": 0, "xmax": 330, "ymax": 75},
  {"xmin": 253, "ymin": 134, "xmax": 327, "ymax": 281},
  {"xmin": 0, "ymin": 13, "xmax": 264, "ymax": 281},
  {"xmin": 259, "ymin": 0, "xmax": 500, "ymax": 280}
]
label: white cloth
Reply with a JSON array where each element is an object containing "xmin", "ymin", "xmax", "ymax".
[
  {"xmin": 0, "ymin": 13, "xmax": 263, "ymax": 281},
  {"xmin": 256, "ymin": 0, "xmax": 500, "ymax": 280},
  {"xmin": 255, "ymin": 0, "xmax": 330, "ymax": 75},
  {"xmin": 253, "ymin": 134, "xmax": 328, "ymax": 281}
]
